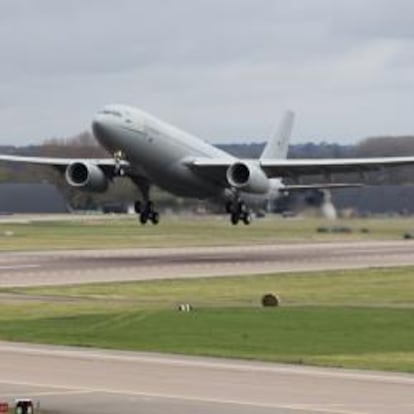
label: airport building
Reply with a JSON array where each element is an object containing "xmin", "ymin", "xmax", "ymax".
[
  {"xmin": 1, "ymin": 181, "xmax": 414, "ymax": 216},
  {"xmin": 333, "ymin": 185, "xmax": 414, "ymax": 215},
  {"xmin": 0, "ymin": 183, "xmax": 67, "ymax": 213}
]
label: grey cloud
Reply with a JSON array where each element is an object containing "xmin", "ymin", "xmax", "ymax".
[
  {"xmin": 328, "ymin": 0, "xmax": 414, "ymax": 39},
  {"xmin": 1, "ymin": 0, "xmax": 414, "ymax": 145},
  {"xmin": 0, "ymin": 0, "xmax": 354, "ymax": 76}
]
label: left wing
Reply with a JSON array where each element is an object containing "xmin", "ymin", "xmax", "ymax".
[
  {"xmin": 189, "ymin": 156, "xmax": 414, "ymax": 183},
  {"xmin": 260, "ymin": 157, "xmax": 414, "ymax": 177}
]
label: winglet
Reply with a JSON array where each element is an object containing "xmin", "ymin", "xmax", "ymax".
[{"xmin": 260, "ymin": 110, "xmax": 295, "ymax": 160}]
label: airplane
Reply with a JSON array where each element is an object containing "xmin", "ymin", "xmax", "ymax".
[{"xmin": 2, "ymin": 104, "xmax": 414, "ymax": 225}]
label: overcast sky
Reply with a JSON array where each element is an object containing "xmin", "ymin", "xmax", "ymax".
[{"xmin": 1, "ymin": 0, "xmax": 414, "ymax": 146}]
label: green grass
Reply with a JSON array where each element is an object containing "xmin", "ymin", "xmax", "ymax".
[
  {"xmin": 0, "ymin": 307, "xmax": 412, "ymax": 372},
  {"xmin": 17, "ymin": 266, "xmax": 414, "ymax": 308},
  {"xmin": 0, "ymin": 215, "xmax": 413, "ymax": 251},
  {"xmin": 1, "ymin": 266, "xmax": 414, "ymax": 372}
]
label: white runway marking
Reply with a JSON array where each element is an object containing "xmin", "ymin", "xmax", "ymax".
[
  {"xmin": 0, "ymin": 264, "xmax": 40, "ymax": 270},
  {"xmin": 0, "ymin": 379, "xmax": 365, "ymax": 414},
  {"xmin": 0, "ymin": 389, "xmax": 94, "ymax": 398}
]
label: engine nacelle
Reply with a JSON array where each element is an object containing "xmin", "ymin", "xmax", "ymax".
[
  {"xmin": 226, "ymin": 162, "xmax": 270, "ymax": 194},
  {"xmin": 65, "ymin": 162, "xmax": 109, "ymax": 193}
]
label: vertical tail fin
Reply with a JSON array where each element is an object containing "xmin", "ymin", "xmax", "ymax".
[{"xmin": 260, "ymin": 110, "xmax": 295, "ymax": 160}]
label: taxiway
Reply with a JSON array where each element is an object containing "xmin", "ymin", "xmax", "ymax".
[{"xmin": 0, "ymin": 342, "xmax": 413, "ymax": 414}]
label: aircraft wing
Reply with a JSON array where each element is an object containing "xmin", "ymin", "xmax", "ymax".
[
  {"xmin": 0, "ymin": 154, "xmax": 148, "ymax": 179},
  {"xmin": 259, "ymin": 157, "xmax": 414, "ymax": 177},
  {"xmin": 0, "ymin": 154, "xmax": 127, "ymax": 167},
  {"xmin": 190, "ymin": 156, "xmax": 414, "ymax": 182}
]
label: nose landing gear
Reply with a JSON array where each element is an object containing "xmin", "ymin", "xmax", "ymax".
[{"xmin": 113, "ymin": 150, "xmax": 126, "ymax": 176}]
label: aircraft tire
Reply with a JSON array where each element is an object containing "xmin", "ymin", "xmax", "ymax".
[
  {"xmin": 231, "ymin": 213, "xmax": 239, "ymax": 225},
  {"xmin": 151, "ymin": 212, "xmax": 160, "ymax": 225},
  {"xmin": 139, "ymin": 214, "xmax": 148, "ymax": 225},
  {"xmin": 242, "ymin": 212, "xmax": 252, "ymax": 225}
]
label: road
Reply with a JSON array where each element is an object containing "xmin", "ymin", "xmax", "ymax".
[
  {"xmin": 1, "ymin": 240, "xmax": 414, "ymax": 287},
  {"xmin": 0, "ymin": 342, "xmax": 413, "ymax": 414}
]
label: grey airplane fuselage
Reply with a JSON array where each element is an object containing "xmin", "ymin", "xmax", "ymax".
[
  {"xmin": 92, "ymin": 104, "xmax": 281, "ymax": 203},
  {"xmin": 93, "ymin": 105, "xmax": 234, "ymax": 199}
]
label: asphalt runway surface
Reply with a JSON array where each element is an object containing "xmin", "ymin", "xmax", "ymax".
[
  {"xmin": 1, "ymin": 240, "xmax": 414, "ymax": 287},
  {"xmin": 0, "ymin": 341, "xmax": 413, "ymax": 414}
]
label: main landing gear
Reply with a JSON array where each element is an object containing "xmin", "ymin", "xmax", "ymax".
[
  {"xmin": 134, "ymin": 201, "xmax": 160, "ymax": 225},
  {"xmin": 132, "ymin": 178, "xmax": 160, "ymax": 225},
  {"xmin": 226, "ymin": 200, "xmax": 252, "ymax": 225}
]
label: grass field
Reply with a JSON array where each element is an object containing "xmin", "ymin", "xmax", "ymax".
[
  {"xmin": 1, "ymin": 266, "xmax": 413, "ymax": 372},
  {"xmin": 0, "ymin": 215, "xmax": 413, "ymax": 251}
]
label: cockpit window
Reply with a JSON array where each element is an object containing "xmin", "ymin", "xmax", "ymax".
[{"xmin": 99, "ymin": 109, "xmax": 123, "ymax": 117}]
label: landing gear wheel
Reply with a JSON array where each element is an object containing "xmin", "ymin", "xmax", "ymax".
[
  {"xmin": 138, "ymin": 201, "xmax": 160, "ymax": 225},
  {"xmin": 151, "ymin": 211, "xmax": 160, "ymax": 225},
  {"xmin": 227, "ymin": 199, "xmax": 252, "ymax": 225},
  {"xmin": 242, "ymin": 212, "xmax": 252, "ymax": 225},
  {"xmin": 231, "ymin": 213, "xmax": 239, "ymax": 225}
]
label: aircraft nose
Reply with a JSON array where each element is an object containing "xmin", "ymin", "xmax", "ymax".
[
  {"xmin": 92, "ymin": 116, "xmax": 114, "ymax": 148},
  {"xmin": 92, "ymin": 118, "xmax": 106, "ymax": 138}
]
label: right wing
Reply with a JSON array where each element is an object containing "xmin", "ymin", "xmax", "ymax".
[{"xmin": 0, "ymin": 154, "xmax": 125, "ymax": 168}]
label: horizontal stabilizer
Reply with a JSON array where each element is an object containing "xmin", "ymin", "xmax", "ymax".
[{"xmin": 282, "ymin": 183, "xmax": 364, "ymax": 192}]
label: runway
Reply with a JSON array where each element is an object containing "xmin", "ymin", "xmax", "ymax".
[
  {"xmin": 0, "ymin": 342, "xmax": 412, "ymax": 414},
  {"xmin": 1, "ymin": 240, "xmax": 414, "ymax": 287}
]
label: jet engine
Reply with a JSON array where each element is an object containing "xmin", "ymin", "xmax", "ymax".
[
  {"xmin": 65, "ymin": 162, "xmax": 109, "ymax": 193},
  {"xmin": 226, "ymin": 162, "xmax": 270, "ymax": 194}
]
